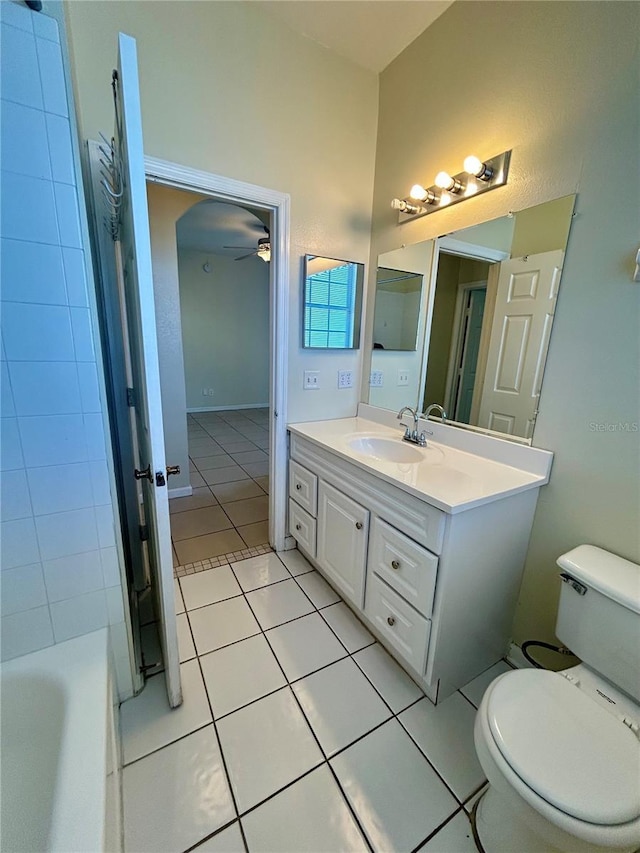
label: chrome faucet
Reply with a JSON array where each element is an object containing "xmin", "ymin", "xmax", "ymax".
[
  {"xmin": 397, "ymin": 406, "xmax": 427, "ymax": 447},
  {"xmin": 422, "ymin": 403, "xmax": 447, "ymax": 423},
  {"xmin": 418, "ymin": 403, "xmax": 447, "ymax": 446}
]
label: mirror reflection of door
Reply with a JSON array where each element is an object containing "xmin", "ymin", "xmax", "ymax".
[{"xmin": 452, "ymin": 285, "xmax": 486, "ymax": 423}]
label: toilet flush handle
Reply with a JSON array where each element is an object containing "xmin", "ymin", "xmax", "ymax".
[{"xmin": 560, "ymin": 572, "xmax": 587, "ymax": 596}]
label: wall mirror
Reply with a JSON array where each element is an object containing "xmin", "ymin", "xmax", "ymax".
[
  {"xmin": 367, "ymin": 194, "xmax": 576, "ymax": 443},
  {"xmin": 373, "ymin": 267, "xmax": 423, "ymax": 351},
  {"xmin": 302, "ymin": 255, "xmax": 364, "ymax": 349}
]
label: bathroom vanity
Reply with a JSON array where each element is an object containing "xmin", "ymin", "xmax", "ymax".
[{"xmin": 287, "ymin": 409, "xmax": 553, "ymax": 703}]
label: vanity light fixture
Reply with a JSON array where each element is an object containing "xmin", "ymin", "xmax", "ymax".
[{"xmin": 392, "ymin": 149, "xmax": 511, "ymax": 223}]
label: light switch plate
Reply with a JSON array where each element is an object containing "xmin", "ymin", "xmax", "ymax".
[
  {"xmin": 303, "ymin": 370, "xmax": 320, "ymax": 390},
  {"xmin": 370, "ymin": 370, "xmax": 383, "ymax": 387},
  {"xmin": 397, "ymin": 369, "xmax": 409, "ymax": 386}
]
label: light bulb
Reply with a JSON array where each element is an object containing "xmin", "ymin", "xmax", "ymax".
[
  {"xmin": 391, "ymin": 198, "xmax": 419, "ymax": 214},
  {"xmin": 464, "ymin": 155, "xmax": 492, "ymax": 181},
  {"xmin": 435, "ymin": 171, "xmax": 455, "ymax": 190},
  {"xmin": 463, "ymin": 155, "xmax": 483, "ymax": 175},
  {"xmin": 410, "ymin": 184, "xmax": 427, "ymax": 201}
]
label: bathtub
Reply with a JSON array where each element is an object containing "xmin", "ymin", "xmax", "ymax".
[{"xmin": 1, "ymin": 629, "xmax": 122, "ymax": 852}]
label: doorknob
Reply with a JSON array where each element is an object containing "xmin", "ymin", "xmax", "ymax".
[
  {"xmin": 355, "ymin": 521, "xmax": 363, "ymax": 530},
  {"xmin": 167, "ymin": 465, "xmax": 181, "ymax": 477},
  {"xmin": 134, "ymin": 465, "xmax": 152, "ymax": 482}
]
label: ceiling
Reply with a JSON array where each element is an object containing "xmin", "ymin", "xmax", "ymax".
[
  {"xmin": 176, "ymin": 201, "xmax": 269, "ymax": 259},
  {"xmin": 258, "ymin": 0, "xmax": 453, "ymax": 73}
]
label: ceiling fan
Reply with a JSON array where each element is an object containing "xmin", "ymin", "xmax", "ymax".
[{"xmin": 224, "ymin": 226, "xmax": 271, "ymax": 262}]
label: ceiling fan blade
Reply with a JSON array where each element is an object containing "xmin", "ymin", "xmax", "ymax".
[{"xmin": 234, "ymin": 250, "xmax": 257, "ymax": 261}]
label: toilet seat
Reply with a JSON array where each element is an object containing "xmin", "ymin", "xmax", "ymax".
[{"xmin": 486, "ymin": 669, "xmax": 640, "ymax": 826}]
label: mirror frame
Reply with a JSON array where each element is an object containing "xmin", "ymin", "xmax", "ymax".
[{"xmin": 302, "ymin": 254, "xmax": 365, "ymax": 350}]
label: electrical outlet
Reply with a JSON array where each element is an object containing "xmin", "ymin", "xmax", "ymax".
[
  {"xmin": 202, "ymin": 387, "xmax": 214, "ymax": 396},
  {"xmin": 397, "ymin": 370, "xmax": 409, "ymax": 386},
  {"xmin": 303, "ymin": 370, "xmax": 320, "ymax": 390},
  {"xmin": 337, "ymin": 370, "xmax": 353, "ymax": 389},
  {"xmin": 370, "ymin": 370, "xmax": 383, "ymax": 387}
]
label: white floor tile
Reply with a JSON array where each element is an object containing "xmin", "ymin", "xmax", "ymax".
[
  {"xmin": 189, "ymin": 597, "xmax": 260, "ymax": 656},
  {"xmin": 246, "ymin": 578, "xmax": 314, "ymax": 630},
  {"xmin": 200, "ymin": 634, "xmax": 286, "ymax": 718},
  {"xmin": 294, "ymin": 570, "xmax": 341, "ymax": 608},
  {"xmin": 321, "ymin": 602, "xmax": 374, "ymax": 653},
  {"xmin": 293, "ymin": 658, "xmax": 391, "ymax": 756},
  {"xmin": 180, "ymin": 566, "xmax": 242, "ymax": 611},
  {"xmin": 177, "ymin": 612, "xmax": 196, "ymax": 662},
  {"xmin": 123, "ymin": 725, "xmax": 235, "ymax": 853},
  {"xmin": 399, "ymin": 693, "xmax": 485, "ymax": 801},
  {"xmin": 174, "ymin": 578, "xmax": 185, "ymax": 614},
  {"xmin": 463, "ymin": 783, "xmax": 488, "ymax": 814},
  {"xmin": 266, "ymin": 612, "xmax": 347, "ymax": 681},
  {"xmin": 276, "ymin": 548, "xmax": 314, "ymax": 576},
  {"xmin": 192, "ymin": 821, "xmax": 245, "ymax": 852},
  {"xmin": 231, "ymin": 552, "xmax": 290, "ymax": 591},
  {"xmin": 216, "ymin": 687, "xmax": 323, "ymax": 813},
  {"xmin": 459, "ymin": 659, "xmax": 512, "ymax": 708},
  {"xmin": 331, "ymin": 719, "xmax": 458, "ymax": 852},
  {"xmin": 120, "ymin": 659, "xmax": 212, "ymax": 764},
  {"xmin": 353, "ymin": 643, "xmax": 423, "ymax": 713},
  {"xmin": 418, "ymin": 810, "xmax": 477, "ymax": 852},
  {"xmin": 241, "ymin": 765, "xmax": 368, "ymax": 853}
]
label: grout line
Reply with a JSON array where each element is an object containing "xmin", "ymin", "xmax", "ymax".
[{"xmin": 121, "ymin": 721, "xmax": 213, "ymax": 769}]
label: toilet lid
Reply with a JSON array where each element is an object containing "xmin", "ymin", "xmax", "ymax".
[{"xmin": 488, "ymin": 670, "xmax": 640, "ymax": 825}]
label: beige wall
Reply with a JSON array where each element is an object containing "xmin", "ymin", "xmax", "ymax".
[
  {"xmin": 371, "ymin": 1, "xmax": 640, "ymax": 645},
  {"xmin": 511, "ymin": 194, "xmax": 575, "ymax": 258},
  {"xmin": 64, "ymin": 0, "xmax": 378, "ymax": 422}
]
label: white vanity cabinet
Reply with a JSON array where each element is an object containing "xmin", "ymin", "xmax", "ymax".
[{"xmin": 288, "ymin": 430, "xmax": 543, "ymax": 703}]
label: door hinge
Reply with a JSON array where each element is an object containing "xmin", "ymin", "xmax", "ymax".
[
  {"xmin": 126, "ymin": 387, "xmax": 136, "ymax": 407},
  {"xmin": 139, "ymin": 524, "xmax": 149, "ymax": 542}
]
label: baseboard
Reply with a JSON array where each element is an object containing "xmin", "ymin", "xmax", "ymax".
[
  {"xmin": 169, "ymin": 485, "xmax": 193, "ymax": 499},
  {"xmin": 507, "ymin": 642, "xmax": 532, "ymax": 669},
  {"xmin": 187, "ymin": 403, "xmax": 269, "ymax": 413}
]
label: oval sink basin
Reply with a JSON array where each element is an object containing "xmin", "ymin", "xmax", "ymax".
[{"xmin": 348, "ymin": 436, "xmax": 424, "ymax": 463}]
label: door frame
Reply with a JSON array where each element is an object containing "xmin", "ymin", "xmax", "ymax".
[
  {"xmin": 443, "ymin": 280, "xmax": 488, "ymax": 417},
  {"xmin": 143, "ymin": 156, "xmax": 290, "ymax": 551}
]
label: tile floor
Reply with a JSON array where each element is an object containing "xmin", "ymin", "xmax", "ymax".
[
  {"xmin": 170, "ymin": 410, "xmax": 270, "ymax": 569},
  {"xmin": 121, "ymin": 548, "xmax": 513, "ymax": 853}
]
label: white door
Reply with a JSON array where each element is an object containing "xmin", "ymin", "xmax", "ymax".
[
  {"xmin": 113, "ymin": 33, "xmax": 181, "ymax": 706},
  {"xmin": 478, "ymin": 250, "xmax": 564, "ymax": 439}
]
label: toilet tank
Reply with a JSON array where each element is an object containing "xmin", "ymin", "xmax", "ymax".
[{"xmin": 556, "ymin": 545, "xmax": 640, "ymax": 702}]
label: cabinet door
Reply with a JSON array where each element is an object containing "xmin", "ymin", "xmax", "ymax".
[{"xmin": 317, "ymin": 481, "xmax": 369, "ymax": 608}]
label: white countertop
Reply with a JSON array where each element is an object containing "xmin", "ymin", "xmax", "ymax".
[{"xmin": 288, "ymin": 417, "xmax": 550, "ymax": 513}]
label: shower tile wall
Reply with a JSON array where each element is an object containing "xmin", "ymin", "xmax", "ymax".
[{"xmin": 0, "ymin": 2, "xmax": 130, "ymax": 693}]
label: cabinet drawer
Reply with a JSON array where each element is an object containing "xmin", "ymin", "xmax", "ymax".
[
  {"xmin": 289, "ymin": 498, "xmax": 317, "ymax": 558},
  {"xmin": 365, "ymin": 574, "xmax": 431, "ymax": 674},
  {"xmin": 289, "ymin": 460, "xmax": 318, "ymax": 517},
  {"xmin": 369, "ymin": 518, "xmax": 438, "ymax": 618}
]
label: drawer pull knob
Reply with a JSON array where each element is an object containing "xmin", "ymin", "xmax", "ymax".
[
  {"xmin": 391, "ymin": 559, "xmax": 401, "ymax": 570},
  {"xmin": 295, "ymin": 523, "xmax": 301, "ymax": 531},
  {"xmin": 296, "ymin": 484, "xmax": 302, "ymax": 490},
  {"xmin": 387, "ymin": 616, "xmax": 396, "ymax": 626},
  {"xmin": 355, "ymin": 521, "xmax": 363, "ymax": 530}
]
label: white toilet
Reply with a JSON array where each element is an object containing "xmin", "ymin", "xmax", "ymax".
[{"xmin": 473, "ymin": 545, "xmax": 640, "ymax": 853}]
